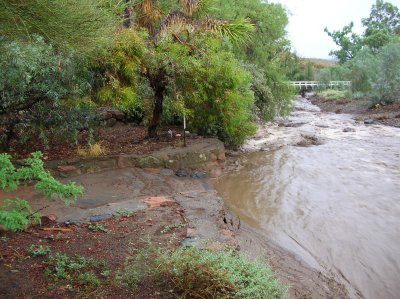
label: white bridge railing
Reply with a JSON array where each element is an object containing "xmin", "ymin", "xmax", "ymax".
[{"xmin": 290, "ymin": 81, "xmax": 351, "ymax": 88}]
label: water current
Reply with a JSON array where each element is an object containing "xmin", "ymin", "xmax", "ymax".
[{"xmin": 216, "ymin": 98, "xmax": 400, "ymax": 299}]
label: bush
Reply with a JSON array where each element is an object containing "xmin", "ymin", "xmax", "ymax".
[
  {"xmin": 0, "ymin": 152, "xmax": 83, "ymax": 231},
  {"xmin": 373, "ymin": 41, "xmax": 400, "ymax": 103},
  {"xmin": 45, "ymin": 253, "xmax": 109, "ymax": 289},
  {"xmin": 0, "ymin": 199, "xmax": 41, "ymax": 232},
  {"xmin": 121, "ymin": 246, "xmax": 286, "ymax": 299},
  {"xmin": 317, "ymin": 90, "xmax": 352, "ymax": 101},
  {"xmin": 245, "ymin": 64, "xmax": 293, "ymax": 121},
  {"xmin": 169, "ymin": 38, "xmax": 257, "ymax": 148},
  {"xmin": 94, "ymin": 30, "xmax": 152, "ymax": 124},
  {"xmin": 0, "ymin": 36, "xmax": 96, "ymax": 150}
]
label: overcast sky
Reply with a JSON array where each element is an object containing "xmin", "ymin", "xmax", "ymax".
[{"xmin": 270, "ymin": 0, "xmax": 400, "ymax": 59}]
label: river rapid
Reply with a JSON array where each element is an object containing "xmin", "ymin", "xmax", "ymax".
[{"xmin": 216, "ymin": 97, "xmax": 400, "ymax": 299}]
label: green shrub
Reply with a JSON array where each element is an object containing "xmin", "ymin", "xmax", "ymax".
[
  {"xmin": 45, "ymin": 253, "xmax": 108, "ymax": 289},
  {"xmin": 0, "ymin": 152, "xmax": 83, "ymax": 231},
  {"xmin": 28, "ymin": 244, "xmax": 51, "ymax": 257},
  {"xmin": 0, "ymin": 35, "xmax": 97, "ymax": 149},
  {"xmin": 0, "ymin": 199, "xmax": 41, "ymax": 232},
  {"xmin": 121, "ymin": 246, "xmax": 286, "ymax": 299},
  {"xmin": 317, "ymin": 90, "xmax": 352, "ymax": 101},
  {"xmin": 94, "ymin": 30, "xmax": 151, "ymax": 123},
  {"xmin": 373, "ymin": 41, "xmax": 400, "ymax": 103}
]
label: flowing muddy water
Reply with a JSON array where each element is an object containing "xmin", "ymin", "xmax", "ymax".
[{"xmin": 216, "ymin": 98, "xmax": 400, "ymax": 299}]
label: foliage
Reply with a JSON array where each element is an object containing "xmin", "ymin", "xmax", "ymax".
[
  {"xmin": 94, "ymin": 30, "xmax": 151, "ymax": 123},
  {"xmin": 115, "ymin": 208, "xmax": 133, "ymax": 217},
  {"xmin": 121, "ymin": 245, "xmax": 286, "ymax": 298},
  {"xmin": 0, "ymin": 0, "xmax": 120, "ymax": 55},
  {"xmin": 28, "ymin": 244, "xmax": 51, "ymax": 257},
  {"xmin": 362, "ymin": 0, "xmax": 400, "ymax": 36},
  {"xmin": 167, "ymin": 37, "xmax": 257, "ymax": 147},
  {"xmin": 373, "ymin": 41, "xmax": 400, "ymax": 103},
  {"xmin": 0, "ymin": 152, "xmax": 83, "ymax": 231},
  {"xmin": 324, "ymin": 23, "xmax": 363, "ymax": 63},
  {"xmin": 45, "ymin": 253, "xmax": 109, "ymax": 289},
  {"xmin": 245, "ymin": 64, "xmax": 293, "ymax": 121},
  {"xmin": 0, "ymin": 36, "xmax": 97, "ymax": 150},
  {"xmin": 347, "ymin": 47, "xmax": 379, "ymax": 94},
  {"xmin": 88, "ymin": 223, "xmax": 109, "ymax": 233},
  {"xmin": 0, "ymin": 199, "xmax": 41, "ymax": 232},
  {"xmin": 213, "ymin": 0, "xmax": 293, "ymax": 117},
  {"xmin": 326, "ymin": 1, "xmax": 400, "ymax": 61},
  {"xmin": 161, "ymin": 223, "xmax": 186, "ymax": 234},
  {"xmin": 0, "ymin": 152, "xmax": 83, "ymax": 203},
  {"xmin": 317, "ymin": 90, "xmax": 351, "ymax": 101}
]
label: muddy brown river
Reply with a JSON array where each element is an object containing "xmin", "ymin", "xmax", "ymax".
[{"xmin": 216, "ymin": 98, "xmax": 400, "ymax": 299}]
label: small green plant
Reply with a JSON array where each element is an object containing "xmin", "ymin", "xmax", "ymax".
[
  {"xmin": 1, "ymin": 236, "xmax": 9, "ymax": 242},
  {"xmin": 115, "ymin": 208, "xmax": 132, "ymax": 217},
  {"xmin": 88, "ymin": 223, "xmax": 109, "ymax": 233},
  {"xmin": 161, "ymin": 223, "xmax": 186, "ymax": 234},
  {"xmin": 121, "ymin": 245, "xmax": 287, "ymax": 298},
  {"xmin": 0, "ymin": 199, "xmax": 42, "ymax": 232},
  {"xmin": 0, "ymin": 152, "xmax": 84, "ymax": 231},
  {"xmin": 45, "ymin": 253, "xmax": 109, "ymax": 289},
  {"xmin": 28, "ymin": 244, "xmax": 51, "ymax": 257}
]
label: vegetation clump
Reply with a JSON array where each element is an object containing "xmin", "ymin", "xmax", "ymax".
[
  {"xmin": 121, "ymin": 246, "xmax": 286, "ymax": 299},
  {"xmin": 44, "ymin": 253, "xmax": 110, "ymax": 290},
  {"xmin": 0, "ymin": 152, "xmax": 83, "ymax": 231}
]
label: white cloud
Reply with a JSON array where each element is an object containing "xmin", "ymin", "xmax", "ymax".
[{"xmin": 270, "ymin": 0, "xmax": 400, "ymax": 58}]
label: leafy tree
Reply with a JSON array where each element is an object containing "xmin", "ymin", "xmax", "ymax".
[
  {"xmin": 324, "ymin": 22, "xmax": 363, "ymax": 63},
  {"xmin": 128, "ymin": 0, "xmax": 254, "ymax": 138},
  {"xmin": 362, "ymin": 0, "xmax": 400, "ymax": 36},
  {"xmin": 326, "ymin": 1, "xmax": 400, "ymax": 61},
  {"xmin": 213, "ymin": 0, "xmax": 294, "ymax": 117}
]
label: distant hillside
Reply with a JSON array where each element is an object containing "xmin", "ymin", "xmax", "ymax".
[{"xmin": 301, "ymin": 58, "xmax": 337, "ymax": 69}]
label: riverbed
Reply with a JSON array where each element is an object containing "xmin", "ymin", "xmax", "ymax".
[{"xmin": 216, "ymin": 97, "xmax": 400, "ymax": 299}]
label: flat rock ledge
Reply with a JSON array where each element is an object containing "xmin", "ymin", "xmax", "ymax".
[{"xmin": 46, "ymin": 138, "xmax": 226, "ymax": 178}]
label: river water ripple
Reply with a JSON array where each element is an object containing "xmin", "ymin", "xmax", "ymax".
[{"xmin": 216, "ymin": 98, "xmax": 400, "ymax": 299}]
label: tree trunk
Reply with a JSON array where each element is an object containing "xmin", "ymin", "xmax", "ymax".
[
  {"xmin": 147, "ymin": 69, "xmax": 167, "ymax": 138},
  {"xmin": 123, "ymin": 0, "xmax": 132, "ymax": 28}
]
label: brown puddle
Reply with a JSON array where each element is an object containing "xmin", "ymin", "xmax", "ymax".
[{"xmin": 217, "ymin": 99, "xmax": 400, "ymax": 299}]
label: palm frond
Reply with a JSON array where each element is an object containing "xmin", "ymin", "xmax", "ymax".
[
  {"xmin": 154, "ymin": 11, "xmax": 195, "ymax": 41},
  {"xmin": 200, "ymin": 18, "xmax": 255, "ymax": 45},
  {"xmin": 180, "ymin": 0, "xmax": 214, "ymax": 17}
]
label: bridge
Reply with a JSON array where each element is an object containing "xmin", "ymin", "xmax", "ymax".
[{"xmin": 289, "ymin": 81, "xmax": 351, "ymax": 90}]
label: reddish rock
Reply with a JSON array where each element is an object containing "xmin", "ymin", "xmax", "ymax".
[
  {"xmin": 57, "ymin": 165, "xmax": 78, "ymax": 172},
  {"xmin": 144, "ymin": 168, "xmax": 161, "ymax": 175},
  {"xmin": 186, "ymin": 228, "xmax": 195, "ymax": 236},
  {"xmin": 221, "ymin": 228, "xmax": 233, "ymax": 237},
  {"xmin": 143, "ymin": 196, "xmax": 174, "ymax": 209}
]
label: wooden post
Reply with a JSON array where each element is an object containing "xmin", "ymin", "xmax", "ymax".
[{"xmin": 183, "ymin": 114, "xmax": 186, "ymax": 147}]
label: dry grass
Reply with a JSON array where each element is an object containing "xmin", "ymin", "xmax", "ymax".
[{"xmin": 77, "ymin": 143, "xmax": 107, "ymax": 157}]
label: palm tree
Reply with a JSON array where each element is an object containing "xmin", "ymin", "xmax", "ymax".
[{"xmin": 127, "ymin": 0, "xmax": 254, "ymax": 138}]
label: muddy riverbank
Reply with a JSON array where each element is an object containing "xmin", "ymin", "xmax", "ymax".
[{"xmin": 1, "ymin": 133, "xmax": 353, "ymax": 298}]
